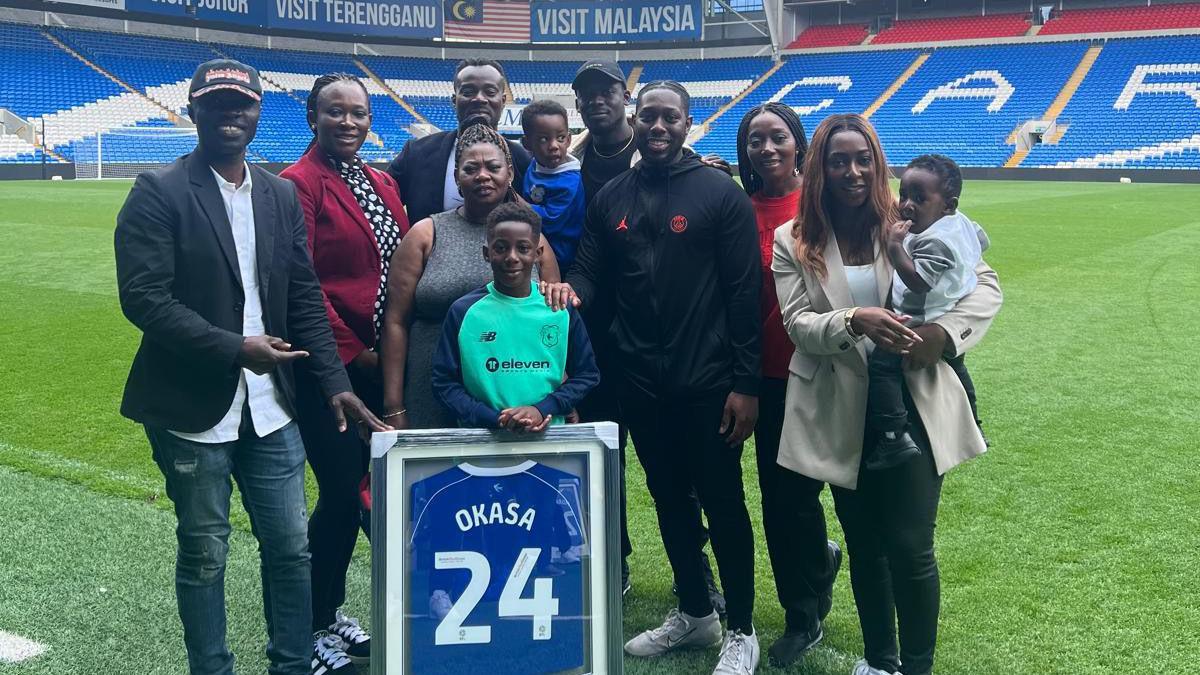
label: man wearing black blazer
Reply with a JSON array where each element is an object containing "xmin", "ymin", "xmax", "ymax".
[
  {"xmin": 387, "ymin": 58, "xmax": 531, "ymax": 224},
  {"xmin": 114, "ymin": 59, "xmax": 385, "ymax": 675}
]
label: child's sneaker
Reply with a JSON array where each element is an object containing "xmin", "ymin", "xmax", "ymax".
[
  {"xmin": 312, "ymin": 631, "xmax": 356, "ymax": 675},
  {"xmin": 328, "ymin": 609, "xmax": 370, "ymax": 664},
  {"xmin": 866, "ymin": 431, "xmax": 921, "ymax": 471}
]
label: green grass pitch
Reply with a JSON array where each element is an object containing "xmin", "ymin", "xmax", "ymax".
[{"xmin": 0, "ymin": 178, "xmax": 1197, "ymax": 674}]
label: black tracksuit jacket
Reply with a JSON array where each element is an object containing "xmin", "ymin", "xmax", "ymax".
[{"xmin": 567, "ymin": 149, "xmax": 761, "ymax": 399}]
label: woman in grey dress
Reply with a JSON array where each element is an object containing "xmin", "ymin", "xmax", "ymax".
[{"xmin": 380, "ymin": 124, "xmax": 561, "ymax": 429}]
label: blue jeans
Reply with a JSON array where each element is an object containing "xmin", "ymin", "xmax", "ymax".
[{"xmin": 146, "ymin": 420, "xmax": 312, "ymax": 675}]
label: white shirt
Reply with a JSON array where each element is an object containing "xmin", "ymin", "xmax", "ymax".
[
  {"xmin": 891, "ymin": 211, "xmax": 989, "ymax": 325},
  {"xmin": 169, "ymin": 164, "xmax": 293, "ymax": 443},
  {"xmin": 442, "ymin": 150, "xmax": 464, "ymax": 212},
  {"xmin": 845, "ymin": 263, "xmax": 880, "ymax": 354}
]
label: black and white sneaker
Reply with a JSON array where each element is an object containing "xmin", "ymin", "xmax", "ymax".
[
  {"xmin": 312, "ymin": 631, "xmax": 356, "ymax": 675},
  {"xmin": 329, "ymin": 609, "xmax": 370, "ymax": 664}
]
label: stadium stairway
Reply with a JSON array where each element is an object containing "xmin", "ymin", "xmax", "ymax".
[
  {"xmin": 1004, "ymin": 44, "xmax": 1103, "ymax": 167},
  {"xmin": 690, "ymin": 60, "xmax": 785, "ymax": 143},
  {"xmin": 626, "ymin": 64, "xmax": 644, "ymax": 91},
  {"xmin": 41, "ymin": 30, "xmax": 183, "ymax": 125},
  {"xmin": 353, "ymin": 57, "xmax": 430, "ymax": 126},
  {"xmin": 863, "ymin": 52, "xmax": 929, "ymax": 118}
]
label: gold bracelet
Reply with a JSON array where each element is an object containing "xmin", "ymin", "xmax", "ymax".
[
  {"xmin": 383, "ymin": 409, "xmax": 407, "ymax": 419},
  {"xmin": 844, "ymin": 307, "xmax": 863, "ymax": 341}
]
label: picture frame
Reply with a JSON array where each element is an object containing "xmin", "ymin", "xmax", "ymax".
[{"xmin": 369, "ymin": 422, "xmax": 623, "ymax": 675}]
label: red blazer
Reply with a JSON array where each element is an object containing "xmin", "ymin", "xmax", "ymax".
[{"xmin": 280, "ymin": 145, "xmax": 411, "ymax": 365}]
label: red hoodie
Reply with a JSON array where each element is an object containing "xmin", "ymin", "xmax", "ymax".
[{"xmin": 751, "ymin": 190, "xmax": 800, "ymax": 381}]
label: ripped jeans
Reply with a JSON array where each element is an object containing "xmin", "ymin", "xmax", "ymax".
[{"xmin": 146, "ymin": 421, "xmax": 312, "ymax": 675}]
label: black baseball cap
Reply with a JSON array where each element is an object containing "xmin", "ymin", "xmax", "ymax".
[
  {"xmin": 572, "ymin": 59, "xmax": 626, "ymax": 91},
  {"xmin": 189, "ymin": 59, "xmax": 262, "ymax": 102}
]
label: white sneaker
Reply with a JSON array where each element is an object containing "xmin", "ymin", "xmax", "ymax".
[
  {"xmin": 713, "ymin": 629, "xmax": 759, "ymax": 675},
  {"xmin": 329, "ymin": 609, "xmax": 370, "ymax": 664},
  {"xmin": 312, "ymin": 631, "xmax": 356, "ymax": 674},
  {"xmin": 624, "ymin": 608, "xmax": 723, "ymax": 657},
  {"xmin": 851, "ymin": 658, "xmax": 897, "ymax": 675}
]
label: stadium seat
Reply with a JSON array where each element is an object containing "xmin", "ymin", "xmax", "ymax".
[
  {"xmin": 786, "ymin": 24, "xmax": 870, "ymax": 49},
  {"xmin": 872, "ymin": 13, "xmax": 1030, "ymax": 45},
  {"xmin": 1040, "ymin": 3, "xmax": 1200, "ymax": 35}
]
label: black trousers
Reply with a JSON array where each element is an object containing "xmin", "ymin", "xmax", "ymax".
[
  {"xmin": 867, "ymin": 351, "xmax": 980, "ymax": 435},
  {"xmin": 831, "ymin": 390, "xmax": 943, "ymax": 675},
  {"xmin": 575, "ymin": 373, "xmax": 633, "ymax": 563},
  {"xmin": 294, "ymin": 364, "xmax": 379, "ymax": 632},
  {"xmin": 621, "ymin": 383, "xmax": 755, "ymax": 633},
  {"xmin": 755, "ymin": 377, "xmax": 834, "ymax": 632}
]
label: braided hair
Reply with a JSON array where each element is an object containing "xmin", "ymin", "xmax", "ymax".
[
  {"xmin": 305, "ymin": 73, "xmax": 370, "ymax": 147},
  {"xmin": 736, "ymin": 102, "xmax": 808, "ymax": 196},
  {"xmin": 454, "ymin": 123, "xmax": 520, "ymax": 203}
]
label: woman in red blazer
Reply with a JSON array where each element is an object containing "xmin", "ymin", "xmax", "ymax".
[{"xmin": 280, "ymin": 73, "xmax": 410, "ymax": 671}]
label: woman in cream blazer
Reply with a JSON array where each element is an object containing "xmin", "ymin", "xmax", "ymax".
[{"xmin": 771, "ymin": 115, "xmax": 1002, "ymax": 675}]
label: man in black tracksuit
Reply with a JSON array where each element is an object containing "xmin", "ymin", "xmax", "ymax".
[{"xmin": 550, "ymin": 80, "xmax": 762, "ymax": 672}]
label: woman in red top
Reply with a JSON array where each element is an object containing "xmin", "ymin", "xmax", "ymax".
[
  {"xmin": 280, "ymin": 73, "xmax": 410, "ymax": 672},
  {"xmin": 736, "ymin": 102, "xmax": 842, "ymax": 668}
]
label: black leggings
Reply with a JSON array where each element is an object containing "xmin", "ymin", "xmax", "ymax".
[
  {"xmin": 755, "ymin": 377, "xmax": 833, "ymax": 632},
  {"xmin": 831, "ymin": 391, "xmax": 943, "ymax": 675},
  {"xmin": 294, "ymin": 365, "xmax": 379, "ymax": 632}
]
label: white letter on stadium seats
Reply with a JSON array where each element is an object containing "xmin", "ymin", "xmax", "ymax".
[
  {"xmin": 768, "ymin": 76, "xmax": 853, "ymax": 116},
  {"xmin": 912, "ymin": 70, "xmax": 1014, "ymax": 113},
  {"xmin": 1115, "ymin": 64, "xmax": 1200, "ymax": 110}
]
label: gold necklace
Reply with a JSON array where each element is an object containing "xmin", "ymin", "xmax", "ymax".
[{"xmin": 590, "ymin": 131, "xmax": 634, "ymax": 159}]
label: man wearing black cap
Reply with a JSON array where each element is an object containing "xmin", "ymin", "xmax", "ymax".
[
  {"xmin": 115, "ymin": 59, "xmax": 386, "ymax": 675},
  {"xmin": 386, "ymin": 58, "xmax": 531, "ymax": 224}
]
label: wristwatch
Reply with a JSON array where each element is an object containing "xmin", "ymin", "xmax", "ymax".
[{"xmin": 844, "ymin": 307, "xmax": 864, "ymax": 341}]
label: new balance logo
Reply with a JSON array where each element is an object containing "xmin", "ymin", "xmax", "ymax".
[{"xmin": 479, "ymin": 331, "xmax": 497, "ymax": 342}]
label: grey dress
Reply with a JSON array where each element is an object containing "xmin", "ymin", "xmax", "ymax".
[{"xmin": 403, "ymin": 208, "xmax": 538, "ymax": 428}]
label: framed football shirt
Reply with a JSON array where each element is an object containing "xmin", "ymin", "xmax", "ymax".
[{"xmin": 370, "ymin": 423, "xmax": 622, "ymax": 675}]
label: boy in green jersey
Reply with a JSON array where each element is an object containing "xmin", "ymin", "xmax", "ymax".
[{"xmin": 432, "ymin": 202, "xmax": 600, "ymax": 430}]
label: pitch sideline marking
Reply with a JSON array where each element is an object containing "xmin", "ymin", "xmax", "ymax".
[{"xmin": 0, "ymin": 630, "xmax": 47, "ymax": 663}]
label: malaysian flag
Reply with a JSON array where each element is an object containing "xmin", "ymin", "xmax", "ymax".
[{"xmin": 444, "ymin": 0, "xmax": 531, "ymax": 42}]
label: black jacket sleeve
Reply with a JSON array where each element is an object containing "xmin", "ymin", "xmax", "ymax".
[
  {"xmin": 114, "ymin": 172, "xmax": 244, "ymax": 366},
  {"xmin": 533, "ymin": 306, "xmax": 600, "ymax": 418},
  {"xmin": 281, "ymin": 179, "xmax": 352, "ymax": 399},
  {"xmin": 717, "ymin": 182, "xmax": 762, "ymax": 396}
]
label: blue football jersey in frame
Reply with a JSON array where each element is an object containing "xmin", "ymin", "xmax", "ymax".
[{"xmin": 408, "ymin": 460, "xmax": 587, "ymax": 674}]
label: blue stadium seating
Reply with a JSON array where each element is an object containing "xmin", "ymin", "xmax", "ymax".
[
  {"xmin": 872, "ymin": 42, "xmax": 1089, "ymax": 167},
  {"xmin": 640, "ymin": 56, "xmax": 771, "ymax": 83},
  {"xmin": 0, "ymin": 24, "xmax": 122, "ymax": 118},
  {"xmin": 51, "ymin": 27, "xmax": 217, "ymax": 91},
  {"xmin": 1026, "ymin": 36, "xmax": 1200, "ymax": 169},
  {"xmin": 694, "ymin": 49, "xmax": 920, "ymax": 158},
  {"xmin": 5, "ymin": 19, "xmax": 1200, "ymax": 171}
]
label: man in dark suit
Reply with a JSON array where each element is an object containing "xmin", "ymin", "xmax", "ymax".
[
  {"xmin": 114, "ymin": 59, "xmax": 386, "ymax": 675},
  {"xmin": 387, "ymin": 58, "xmax": 531, "ymax": 224}
]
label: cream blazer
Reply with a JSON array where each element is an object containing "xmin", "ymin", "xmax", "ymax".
[{"xmin": 770, "ymin": 222, "xmax": 1003, "ymax": 490}]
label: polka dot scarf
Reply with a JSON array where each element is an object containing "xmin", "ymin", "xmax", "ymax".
[{"xmin": 332, "ymin": 154, "xmax": 402, "ymax": 342}]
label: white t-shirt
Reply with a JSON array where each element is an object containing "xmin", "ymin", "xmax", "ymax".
[{"xmin": 891, "ymin": 211, "xmax": 990, "ymax": 325}]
